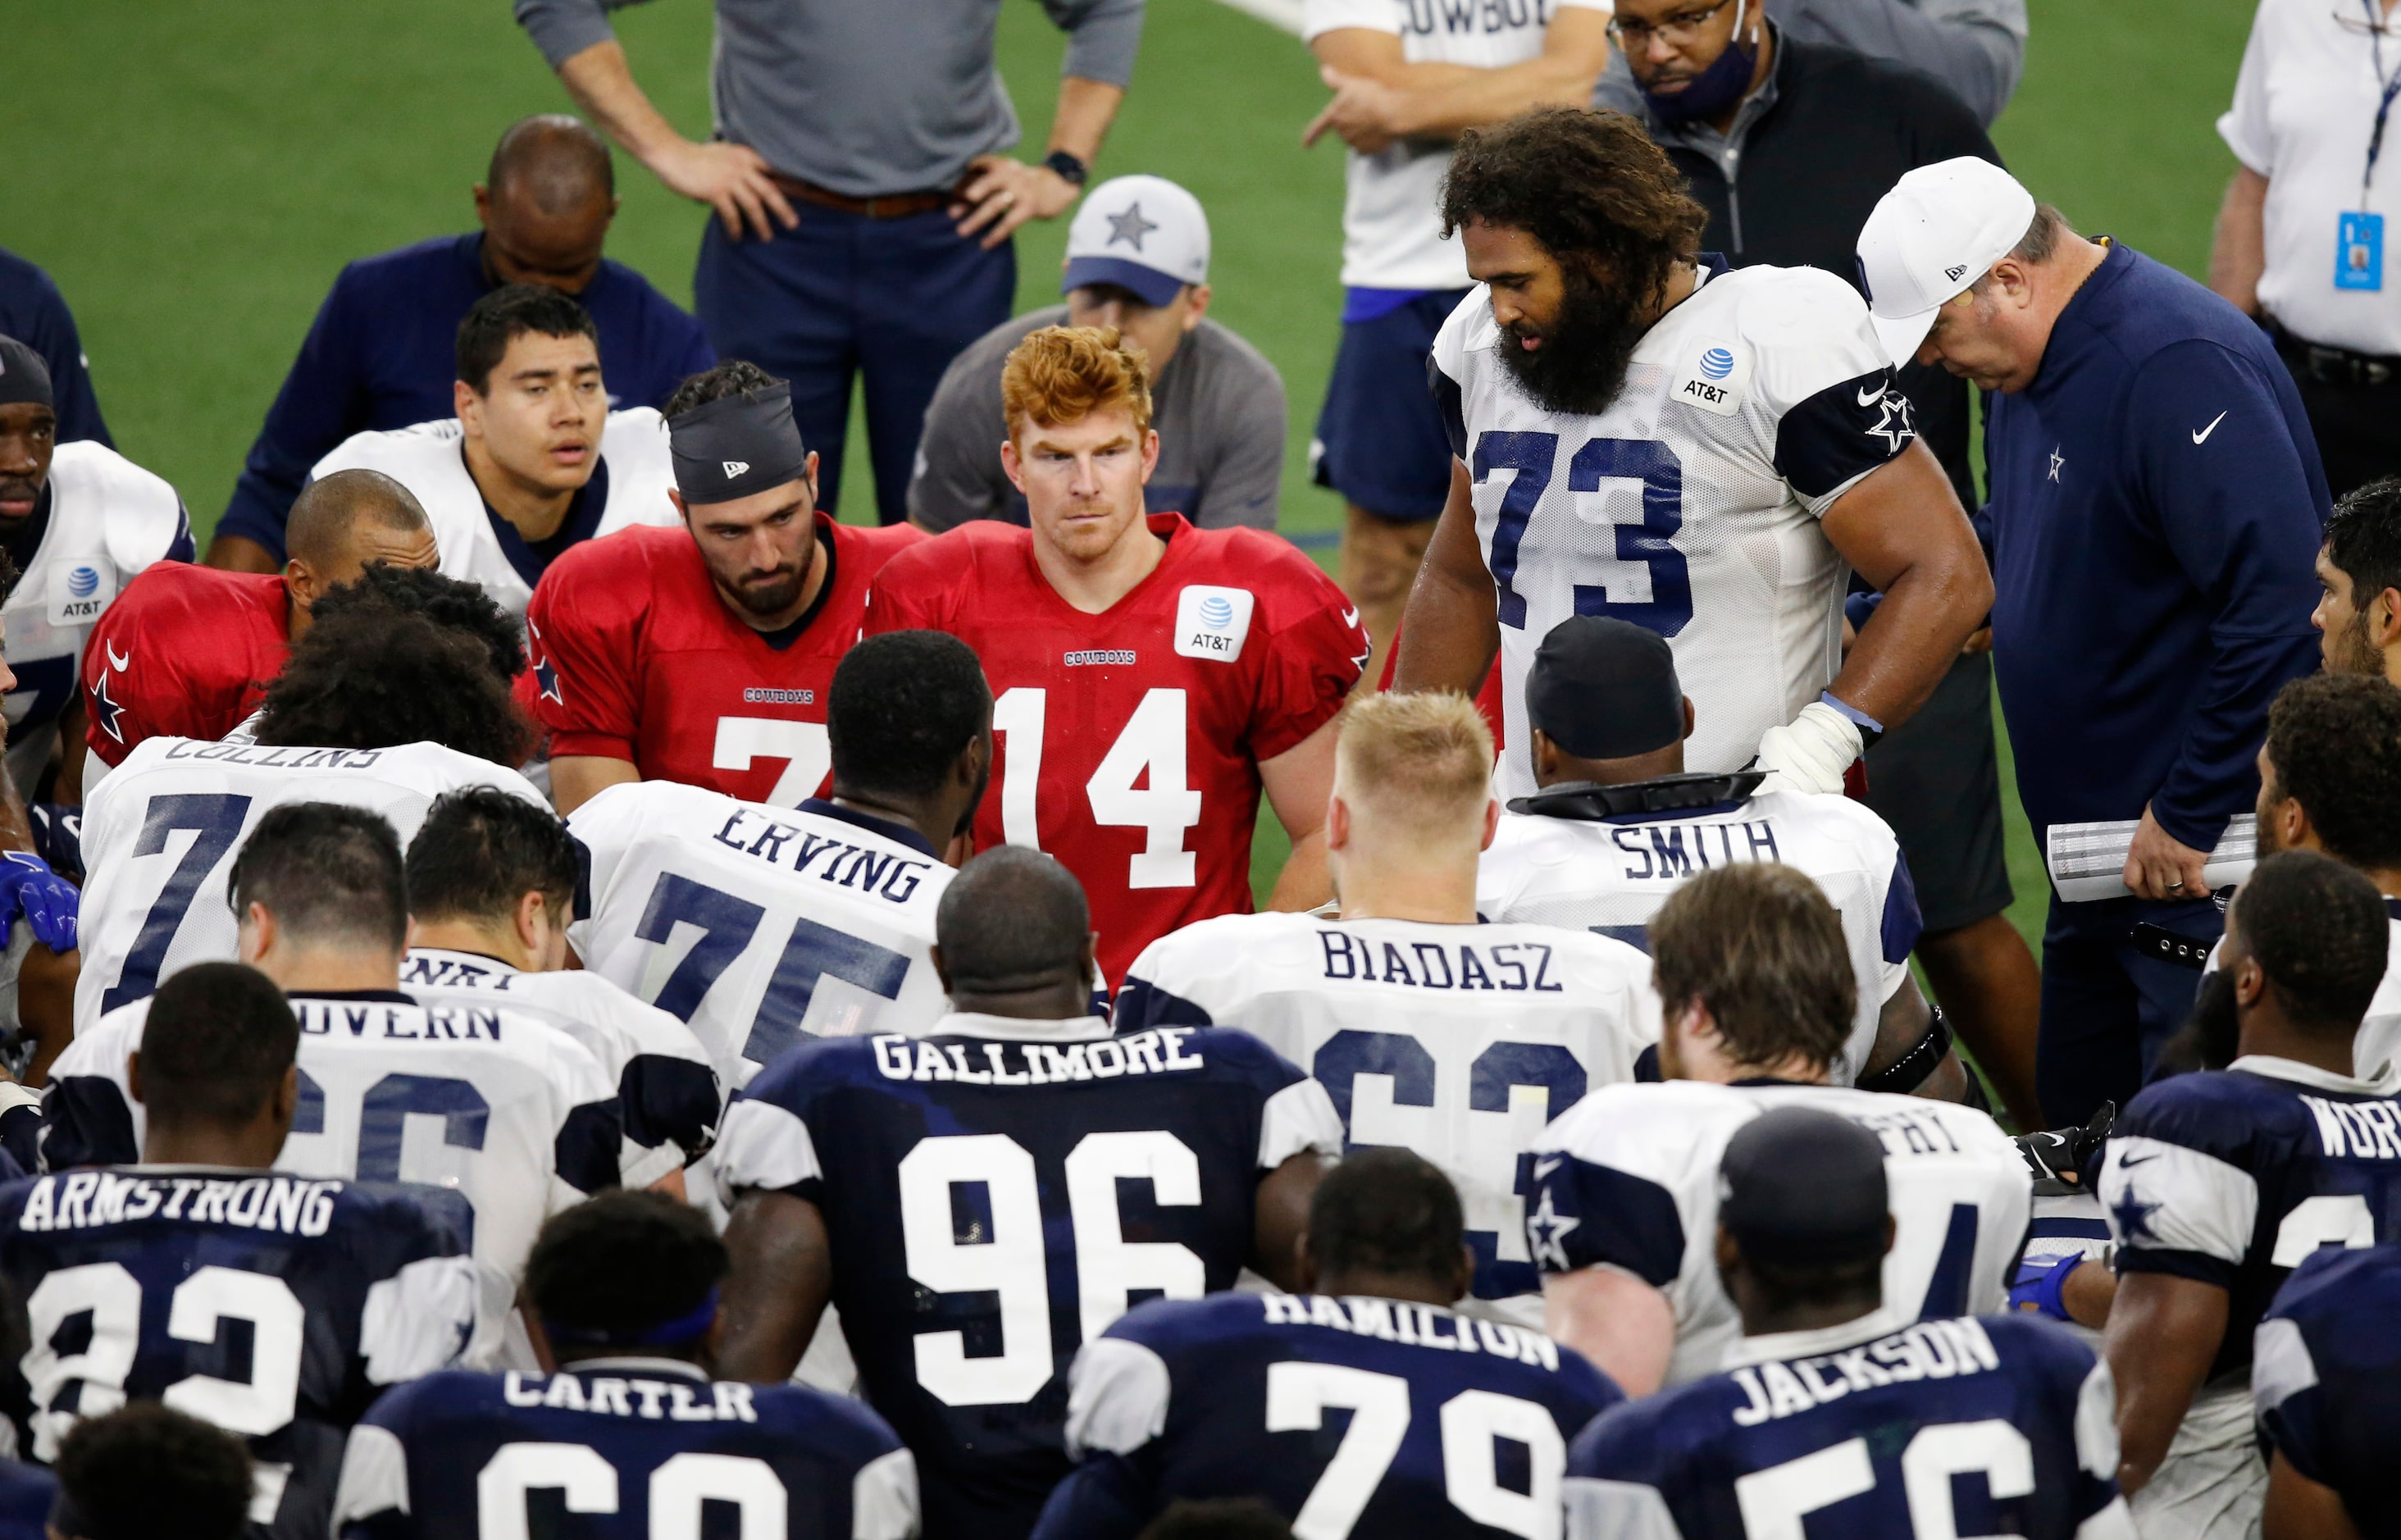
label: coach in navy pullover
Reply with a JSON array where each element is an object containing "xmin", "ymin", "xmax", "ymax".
[
  {"xmin": 1866, "ymin": 169, "xmax": 2326, "ymax": 1126},
  {"xmin": 212, "ymin": 118, "xmax": 712, "ymax": 569}
]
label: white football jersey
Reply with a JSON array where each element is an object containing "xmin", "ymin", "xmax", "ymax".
[
  {"xmin": 400, "ymin": 947, "xmax": 724, "ymax": 1189},
  {"xmin": 1529, "ymin": 1080, "xmax": 2029, "ymax": 1385},
  {"xmin": 1115, "ymin": 910, "xmax": 1659, "ymax": 1326},
  {"xmin": 3, "ymin": 441, "xmax": 192, "ymax": 786},
  {"xmin": 1302, "ymin": 0, "xmax": 1611, "ymax": 290},
  {"xmin": 43, "ymin": 990, "xmax": 622, "ymax": 1356},
  {"xmin": 1432, "ymin": 264, "xmax": 1916, "ymax": 799},
  {"xmin": 2198, "ymin": 910, "xmax": 2401, "ymax": 1082},
  {"xmin": 74, "ymin": 737, "xmax": 546, "ymax": 1034},
  {"xmin": 568, "ymin": 781, "xmax": 953, "ymax": 1089},
  {"xmin": 1478, "ymin": 789, "xmax": 1917, "ymax": 1084},
  {"xmin": 308, "ymin": 407, "xmax": 678, "ymax": 615}
]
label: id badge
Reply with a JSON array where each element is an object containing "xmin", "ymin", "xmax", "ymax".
[{"xmin": 2337, "ymin": 210, "xmax": 2385, "ymax": 291}]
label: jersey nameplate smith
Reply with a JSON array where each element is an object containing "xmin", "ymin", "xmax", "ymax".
[
  {"xmin": 1668, "ymin": 339, "xmax": 1753, "ymax": 418},
  {"xmin": 1173, "ymin": 585, "xmax": 1255, "ymax": 662}
]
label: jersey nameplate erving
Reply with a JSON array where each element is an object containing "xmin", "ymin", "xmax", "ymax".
[
  {"xmin": 48, "ymin": 559, "xmax": 116, "ymax": 626},
  {"xmin": 1173, "ymin": 585, "xmax": 1255, "ymax": 662},
  {"xmin": 1667, "ymin": 339, "xmax": 1753, "ymax": 419}
]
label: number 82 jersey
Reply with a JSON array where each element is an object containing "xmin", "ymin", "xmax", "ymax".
[{"xmin": 1432, "ymin": 260, "xmax": 1917, "ymax": 800}]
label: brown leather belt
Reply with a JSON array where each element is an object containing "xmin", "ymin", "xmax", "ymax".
[{"xmin": 768, "ymin": 172, "xmax": 967, "ymax": 221}]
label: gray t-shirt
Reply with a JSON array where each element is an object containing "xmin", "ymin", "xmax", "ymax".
[{"xmin": 907, "ymin": 305, "xmax": 1287, "ymax": 532}]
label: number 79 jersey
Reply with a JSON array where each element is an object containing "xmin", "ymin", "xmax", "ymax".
[
  {"xmin": 1431, "ymin": 261, "xmax": 1916, "ymax": 800},
  {"xmin": 864, "ymin": 513, "xmax": 1369, "ymax": 987},
  {"xmin": 1529, "ymin": 1082, "xmax": 2029, "ymax": 1387}
]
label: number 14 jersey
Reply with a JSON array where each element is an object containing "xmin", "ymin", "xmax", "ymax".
[
  {"xmin": 1432, "ymin": 261, "xmax": 1916, "ymax": 799},
  {"xmin": 865, "ymin": 513, "xmax": 1368, "ymax": 986}
]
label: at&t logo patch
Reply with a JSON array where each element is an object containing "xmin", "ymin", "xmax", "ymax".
[{"xmin": 1173, "ymin": 585, "xmax": 1255, "ymax": 662}]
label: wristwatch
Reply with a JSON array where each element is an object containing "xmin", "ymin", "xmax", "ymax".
[{"xmin": 1043, "ymin": 150, "xmax": 1090, "ymax": 187}]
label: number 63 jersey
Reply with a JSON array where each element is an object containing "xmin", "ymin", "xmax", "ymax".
[
  {"xmin": 864, "ymin": 513, "xmax": 1369, "ymax": 988},
  {"xmin": 1431, "ymin": 261, "xmax": 1917, "ymax": 801}
]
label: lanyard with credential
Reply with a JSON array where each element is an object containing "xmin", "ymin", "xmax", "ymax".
[{"xmin": 2336, "ymin": 0, "xmax": 2401, "ymax": 289}]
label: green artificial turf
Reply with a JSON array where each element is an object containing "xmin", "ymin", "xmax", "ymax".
[{"xmin": 2, "ymin": 0, "xmax": 2260, "ymax": 936}]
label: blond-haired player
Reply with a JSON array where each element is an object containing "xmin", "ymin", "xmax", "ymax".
[
  {"xmin": 867, "ymin": 326, "xmax": 1369, "ymax": 986},
  {"xmin": 1117, "ymin": 690, "xmax": 1658, "ymax": 1326}
]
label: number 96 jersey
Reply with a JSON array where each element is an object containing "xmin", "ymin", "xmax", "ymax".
[
  {"xmin": 865, "ymin": 513, "xmax": 1369, "ymax": 988},
  {"xmin": 1431, "ymin": 261, "xmax": 1916, "ymax": 801}
]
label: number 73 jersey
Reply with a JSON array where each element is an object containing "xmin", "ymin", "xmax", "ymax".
[
  {"xmin": 1431, "ymin": 261, "xmax": 1917, "ymax": 800},
  {"xmin": 865, "ymin": 513, "xmax": 1369, "ymax": 987}
]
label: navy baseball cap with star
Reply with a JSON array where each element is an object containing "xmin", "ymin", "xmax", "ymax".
[{"xmin": 1063, "ymin": 175, "xmax": 1210, "ymax": 308}]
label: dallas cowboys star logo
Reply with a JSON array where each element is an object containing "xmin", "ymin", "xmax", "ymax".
[
  {"xmin": 89, "ymin": 668, "xmax": 126, "ymax": 743},
  {"xmin": 2048, "ymin": 445, "xmax": 2065, "ymax": 482},
  {"xmin": 1865, "ymin": 390, "xmax": 1916, "ymax": 453},
  {"xmin": 1525, "ymin": 1186, "xmax": 1581, "ymax": 1272},
  {"xmin": 2108, "ymin": 1183, "xmax": 2162, "ymax": 1245},
  {"xmin": 1106, "ymin": 202, "xmax": 1158, "ymax": 251},
  {"xmin": 535, "ymin": 654, "xmax": 562, "ymax": 706}
]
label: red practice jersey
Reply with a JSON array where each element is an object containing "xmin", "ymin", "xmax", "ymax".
[
  {"xmin": 523, "ymin": 516, "xmax": 923, "ymax": 805},
  {"xmin": 82, "ymin": 563, "xmax": 290, "ymax": 768},
  {"xmin": 866, "ymin": 513, "xmax": 1369, "ymax": 985}
]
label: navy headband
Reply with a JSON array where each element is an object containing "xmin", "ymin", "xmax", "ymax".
[
  {"xmin": 668, "ymin": 385, "xmax": 809, "ymax": 506},
  {"xmin": 543, "ymin": 1286, "xmax": 721, "ymax": 1351},
  {"xmin": 0, "ymin": 337, "xmax": 54, "ymax": 412}
]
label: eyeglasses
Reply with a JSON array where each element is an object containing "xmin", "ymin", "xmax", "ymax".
[{"xmin": 1607, "ymin": 0, "xmax": 1739, "ymax": 49}]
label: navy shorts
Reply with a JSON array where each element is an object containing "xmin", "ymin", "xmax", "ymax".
[{"xmin": 1313, "ymin": 289, "xmax": 1472, "ymax": 522}]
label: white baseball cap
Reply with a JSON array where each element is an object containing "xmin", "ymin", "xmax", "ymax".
[
  {"xmin": 1062, "ymin": 175, "xmax": 1210, "ymax": 308},
  {"xmin": 1855, "ymin": 157, "xmax": 2038, "ymax": 367}
]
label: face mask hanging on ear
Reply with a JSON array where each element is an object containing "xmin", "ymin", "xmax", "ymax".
[{"xmin": 1643, "ymin": 0, "xmax": 1759, "ymax": 125}]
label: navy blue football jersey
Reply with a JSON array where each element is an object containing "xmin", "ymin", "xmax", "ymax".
[
  {"xmin": 1564, "ymin": 1314, "xmax": 2132, "ymax": 1540},
  {"xmin": 1030, "ymin": 1291, "xmax": 1620, "ymax": 1540},
  {"xmin": 0, "ymin": 1459, "xmax": 51, "ymax": 1540},
  {"xmin": 0, "ymin": 1168, "xmax": 476, "ymax": 1540},
  {"xmin": 710, "ymin": 1013, "xmax": 1344, "ymax": 1540},
  {"xmin": 2100, "ymin": 1055, "xmax": 2401, "ymax": 1379},
  {"xmin": 2253, "ymin": 1242, "xmax": 2401, "ymax": 1533},
  {"xmin": 332, "ymin": 1361, "xmax": 918, "ymax": 1540}
]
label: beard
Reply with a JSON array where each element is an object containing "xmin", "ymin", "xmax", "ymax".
[
  {"xmin": 2326, "ymin": 610, "xmax": 2385, "ymax": 677},
  {"xmin": 2155, "ymin": 968, "xmax": 2242, "ymax": 1078},
  {"xmin": 1496, "ymin": 264, "xmax": 1656, "ymax": 417}
]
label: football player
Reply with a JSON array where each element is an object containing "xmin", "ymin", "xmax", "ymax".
[
  {"xmin": 1477, "ymin": 614, "xmax": 1966, "ymax": 1098},
  {"xmin": 309, "ymin": 285, "xmax": 678, "ymax": 616},
  {"xmin": 2253, "ymin": 1242, "xmax": 2401, "ymax": 1540},
  {"xmin": 0, "ymin": 335, "xmax": 193, "ymax": 800},
  {"xmin": 1564, "ymin": 1108, "xmax": 2133, "ymax": 1540},
  {"xmin": 526, "ymin": 360, "xmax": 923, "ymax": 813},
  {"xmin": 1115, "ymin": 689, "xmax": 1656, "ymax": 1325},
  {"xmin": 73, "ymin": 595, "xmax": 545, "ymax": 1032},
  {"xmin": 865, "ymin": 326, "xmax": 1369, "ymax": 986},
  {"xmin": 402, "ymin": 787, "xmax": 721, "ymax": 1193},
  {"xmin": 1392, "ymin": 110, "xmax": 1989, "ymax": 802},
  {"xmin": 48, "ymin": 1405, "xmax": 257, "ymax": 1540},
  {"xmin": 331, "ymin": 1190, "xmax": 919, "ymax": 1540},
  {"xmin": 1034, "ymin": 1148, "xmax": 1619, "ymax": 1540},
  {"xmin": 709, "ymin": 847, "xmax": 1342, "ymax": 1540},
  {"xmin": 1530, "ymin": 863, "xmax": 2026, "ymax": 1396},
  {"xmin": 46, "ymin": 804, "xmax": 621, "ymax": 1360},
  {"xmin": 79, "ymin": 469, "xmax": 437, "ymax": 782},
  {"xmin": 570, "ymin": 629, "xmax": 991, "ymax": 1088},
  {"xmin": 2098, "ymin": 852, "xmax": 2397, "ymax": 1540},
  {"xmin": 2313, "ymin": 476, "xmax": 2401, "ymax": 686},
  {"xmin": 2, "ymin": 963, "xmax": 477, "ymax": 1540}
]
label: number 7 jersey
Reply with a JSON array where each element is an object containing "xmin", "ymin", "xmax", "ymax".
[
  {"xmin": 1431, "ymin": 261, "xmax": 1916, "ymax": 800},
  {"xmin": 864, "ymin": 513, "xmax": 1369, "ymax": 986}
]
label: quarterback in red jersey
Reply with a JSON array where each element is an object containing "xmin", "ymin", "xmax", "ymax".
[
  {"xmin": 80, "ymin": 468, "xmax": 436, "ymax": 778},
  {"xmin": 526, "ymin": 362, "xmax": 921, "ymax": 813},
  {"xmin": 866, "ymin": 326, "xmax": 1366, "ymax": 985}
]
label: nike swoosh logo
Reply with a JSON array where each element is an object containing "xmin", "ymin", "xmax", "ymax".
[
  {"xmin": 1533, "ymin": 1156, "xmax": 1563, "ymax": 1180},
  {"xmin": 2192, "ymin": 410, "xmax": 2228, "ymax": 445},
  {"xmin": 1342, "ymin": 607, "xmax": 1361, "ymax": 630},
  {"xmin": 105, "ymin": 643, "xmax": 128, "ymax": 672},
  {"xmin": 2118, "ymin": 1152, "xmax": 2161, "ymax": 1169},
  {"xmin": 1857, "ymin": 384, "xmax": 1885, "ymax": 407}
]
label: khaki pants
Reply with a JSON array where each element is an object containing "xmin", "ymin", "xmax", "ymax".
[{"xmin": 2131, "ymin": 1379, "xmax": 2264, "ymax": 1540}]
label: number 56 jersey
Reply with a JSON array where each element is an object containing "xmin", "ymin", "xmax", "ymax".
[
  {"xmin": 1432, "ymin": 261, "xmax": 1917, "ymax": 800},
  {"xmin": 1114, "ymin": 912, "xmax": 1659, "ymax": 1324},
  {"xmin": 864, "ymin": 513, "xmax": 1369, "ymax": 988}
]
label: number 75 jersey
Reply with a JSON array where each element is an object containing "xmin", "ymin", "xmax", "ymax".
[
  {"xmin": 865, "ymin": 513, "xmax": 1369, "ymax": 987},
  {"xmin": 1431, "ymin": 261, "xmax": 1916, "ymax": 801}
]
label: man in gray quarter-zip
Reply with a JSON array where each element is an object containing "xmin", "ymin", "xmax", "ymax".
[{"xmin": 515, "ymin": 0, "xmax": 1143, "ymax": 528}]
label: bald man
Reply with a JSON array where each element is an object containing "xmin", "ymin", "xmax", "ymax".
[
  {"xmin": 209, "ymin": 114, "xmax": 714, "ymax": 573},
  {"xmin": 81, "ymin": 470, "xmax": 438, "ymax": 787}
]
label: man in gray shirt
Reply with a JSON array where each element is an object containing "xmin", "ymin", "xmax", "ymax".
[
  {"xmin": 515, "ymin": 0, "xmax": 1142, "ymax": 526},
  {"xmin": 909, "ymin": 175, "xmax": 1286, "ymax": 531}
]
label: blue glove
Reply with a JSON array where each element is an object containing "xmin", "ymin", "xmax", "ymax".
[
  {"xmin": 0, "ymin": 851, "xmax": 78, "ymax": 953},
  {"xmin": 2009, "ymin": 1252, "xmax": 2089, "ymax": 1322}
]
